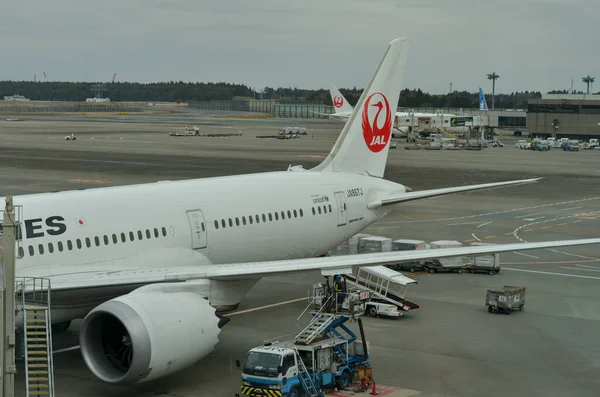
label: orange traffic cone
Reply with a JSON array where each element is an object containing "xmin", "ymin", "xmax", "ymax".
[{"xmin": 370, "ymin": 380, "xmax": 379, "ymax": 395}]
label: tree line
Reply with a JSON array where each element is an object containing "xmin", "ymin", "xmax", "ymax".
[{"xmin": 0, "ymin": 80, "xmax": 547, "ymax": 109}]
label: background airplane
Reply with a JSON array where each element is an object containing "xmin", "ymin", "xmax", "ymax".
[{"xmin": 7, "ymin": 37, "xmax": 600, "ymax": 386}]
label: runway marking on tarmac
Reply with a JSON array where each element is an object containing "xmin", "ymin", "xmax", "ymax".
[
  {"xmin": 471, "ymin": 233, "xmax": 481, "ymax": 242},
  {"xmin": 476, "ymin": 221, "xmax": 492, "ymax": 228},
  {"xmin": 511, "ymin": 252, "xmax": 540, "ymax": 259},
  {"xmin": 447, "ymin": 221, "xmax": 484, "ymax": 226},
  {"xmin": 575, "ymin": 264, "xmax": 600, "ymax": 270},
  {"xmin": 374, "ymin": 196, "xmax": 600, "ymax": 225},
  {"xmin": 539, "ymin": 225, "xmax": 551, "ymax": 229},
  {"xmin": 513, "ymin": 211, "xmax": 600, "ymax": 261},
  {"xmin": 503, "ymin": 259, "xmax": 600, "ymax": 265},
  {"xmin": 503, "ymin": 268, "xmax": 600, "ymax": 280},
  {"xmin": 504, "ymin": 232, "xmax": 515, "ymax": 236},
  {"xmin": 560, "ymin": 266, "xmax": 600, "ymax": 272},
  {"xmin": 484, "ymin": 235, "xmax": 497, "ymax": 239},
  {"xmin": 562, "ymin": 206, "xmax": 583, "ymax": 211}
]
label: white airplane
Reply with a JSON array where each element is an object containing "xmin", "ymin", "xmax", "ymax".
[{"xmin": 5, "ymin": 37, "xmax": 600, "ymax": 386}]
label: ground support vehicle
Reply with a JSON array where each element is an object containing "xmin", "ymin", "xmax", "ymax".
[
  {"xmin": 486, "ymin": 286, "xmax": 526, "ymax": 314},
  {"xmin": 238, "ymin": 284, "xmax": 373, "ymax": 397},
  {"xmin": 345, "ymin": 266, "xmax": 420, "ymax": 316},
  {"xmin": 466, "ymin": 243, "xmax": 501, "ymax": 275}
]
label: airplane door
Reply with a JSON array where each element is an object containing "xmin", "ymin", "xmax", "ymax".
[
  {"xmin": 334, "ymin": 191, "xmax": 347, "ymax": 226},
  {"xmin": 186, "ymin": 209, "xmax": 207, "ymax": 249}
]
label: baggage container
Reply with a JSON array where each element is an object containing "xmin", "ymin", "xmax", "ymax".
[
  {"xmin": 486, "ymin": 286, "xmax": 526, "ymax": 314},
  {"xmin": 358, "ymin": 236, "xmax": 392, "ymax": 253},
  {"xmin": 426, "ymin": 240, "xmax": 466, "ymax": 273},
  {"xmin": 466, "ymin": 242, "xmax": 501, "ymax": 274},
  {"xmin": 392, "ymin": 239, "xmax": 427, "ymax": 251}
]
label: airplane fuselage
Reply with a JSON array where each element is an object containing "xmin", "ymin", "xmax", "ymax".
[{"xmin": 6, "ymin": 170, "xmax": 403, "ymax": 319}]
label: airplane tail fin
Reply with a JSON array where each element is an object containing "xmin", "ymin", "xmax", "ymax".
[
  {"xmin": 329, "ymin": 84, "xmax": 354, "ymax": 114},
  {"xmin": 313, "ymin": 37, "xmax": 410, "ymax": 178},
  {"xmin": 479, "ymin": 87, "xmax": 488, "ymax": 110}
]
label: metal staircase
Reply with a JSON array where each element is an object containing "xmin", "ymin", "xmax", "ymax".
[
  {"xmin": 295, "ymin": 313, "xmax": 336, "ymax": 345},
  {"xmin": 293, "ymin": 346, "xmax": 321, "ymax": 397},
  {"xmin": 16, "ymin": 277, "xmax": 55, "ymax": 397}
]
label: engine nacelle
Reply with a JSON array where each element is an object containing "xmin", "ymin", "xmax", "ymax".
[{"xmin": 79, "ymin": 290, "xmax": 222, "ymax": 384}]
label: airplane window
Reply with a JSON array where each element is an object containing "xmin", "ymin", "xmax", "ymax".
[
  {"xmin": 154, "ymin": 228, "xmax": 159, "ymax": 237},
  {"xmin": 86, "ymin": 237, "xmax": 91, "ymax": 248},
  {"xmin": 287, "ymin": 210, "xmax": 291, "ymax": 219},
  {"xmin": 236, "ymin": 217, "xmax": 240, "ymax": 226},
  {"xmin": 146, "ymin": 229, "xmax": 151, "ymax": 239},
  {"xmin": 58, "ymin": 241, "xmax": 64, "ymax": 251},
  {"xmin": 76, "ymin": 239, "xmax": 82, "ymax": 249},
  {"xmin": 248, "ymin": 216, "xmax": 253, "ymax": 225},
  {"xmin": 281, "ymin": 211, "xmax": 285, "ymax": 219},
  {"xmin": 121, "ymin": 233, "xmax": 126, "ymax": 243},
  {"xmin": 344, "ymin": 203, "xmax": 346, "ymax": 210},
  {"xmin": 318, "ymin": 207, "xmax": 322, "ymax": 214},
  {"xmin": 112, "ymin": 234, "xmax": 118, "ymax": 244},
  {"xmin": 38, "ymin": 244, "xmax": 44, "ymax": 254},
  {"xmin": 28, "ymin": 246, "xmax": 34, "ymax": 256},
  {"xmin": 68, "ymin": 240, "xmax": 73, "ymax": 250},
  {"xmin": 324, "ymin": 206, "xmax": 328, "ymax": 214},
  {"xmin": 48, "ymin": 243, "xmax": 54, "ymax": 253},
  {"xmin": 138, "ymin": 230, "xmax": 143, "ymax": 240},
  {"xmin": 242, "ymin": 216, "xmax": 247, "ymax": 225},
  {"xmin": 262, "ymin": 214, "xmax": 267, "ymax": 222},
  {"xmin": 214, "ymin": 220, "xmax": 219, "ymax": 229},
  {"xmin": 18, "ymin": 247, "xmax": 24, "ymax": 257},
  {"xmin": 300, "ymin": 209, "xmax": 303, "ymax": 217},
  {"xmin": 312, "ymin": 207, "xmax": 316, "ymax": 215},
  {"xmin": 328, "ymin": 204, "xmax": 332, "ymax": 212},
  {"xmin": 201, "ymin": 223, "xmax": 205, "ymax": 232},
  {"xmin": 255, "ymin": 214, "xmax": 259, "ymax": 223},
  {"xmin": 129, "ymin": 231, "xmax": 135, "ymax": 241},
  {"xmin": 104, "ymin": 235, "xmax": 109, "ymax": 245},
  {"xmin": 229, "ymin": 218, "xmax": 234, "ymax": 227},
  {"xmin": 275, "ymin": 212, "xmax": 279, "ymax": 221},
  {"xmin": 293, "ymin": 210, "xmax": 297, "ymax": 218},
  {"xmin": 221, "ymin": 220, "xmax": 226, "ymax": 228},
  {"xmin": 94, "ymin": 237, "xmax": 100, "ymax": 246},
  {"xmin": 162, "ymin": 227, "xmax": 167, "ymax": 237}
]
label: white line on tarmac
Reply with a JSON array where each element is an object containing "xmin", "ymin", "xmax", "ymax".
[
  {"xmin": 446, "ymin": 221, "xmax": 484, "ymax": 226},
  {"xmin": 560, "ymin": 266, "xmax": 600, "ymax": 272},
  {"xmin": 514, "ymin": 213, "xmax": 543, "ymax": 219},
  {"xmin": 576, "ymin": 264, "xmax": 600, "ymax": 270},
  {"xmin": 503, "ymin": 267, "xmax": 600, "ymax": 280},
  {"xmin": 476, "ymin": 221, "xmax": 492, "ymax": 228},
  {"xmin": 561, "ymin": 206, "xmax": 583, "ymax": 211},
  {"xmin": 225, "ymin": 297, "xmax": 308, "ymax": 317},
  {"xmin": 471, "ymin": 233, "xmax": 481, "ymax": 241},
  {"xmin": 512, "ymin": 252, "xmax": 540, "ymax": 259},
  {"xmin": 54, "ymin": 346, "xmax": 80, "ymax": 354}
]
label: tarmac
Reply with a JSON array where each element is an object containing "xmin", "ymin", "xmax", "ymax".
[{"xmin": 1, "ymin": 113, "xmax": 600, "ymax": 397}]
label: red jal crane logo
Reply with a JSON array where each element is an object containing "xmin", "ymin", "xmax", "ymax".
[
  {"xmin": 361, "ymin": 92, "xmax": 392, "ymax": 153},
  {"xmin": 333, "ymin": 95, "xmax": 344, "ymax": 108}
]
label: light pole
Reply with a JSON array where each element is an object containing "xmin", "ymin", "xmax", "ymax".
[
  {"xmin": 487, "ymin": 72, "xmax": 500, "ymax": 110},
  {"xmin": 582, "ymin": 75, "xmax": 595, "ymax": 94}
]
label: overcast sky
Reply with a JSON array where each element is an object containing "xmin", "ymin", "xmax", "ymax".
[{"xmin": 2, "ymin": 0, "xmax": 599, "ymax": 94}]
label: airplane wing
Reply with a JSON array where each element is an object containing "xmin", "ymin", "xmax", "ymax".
[
  {"xmin": 38, "ymin": 237, "xmax": 600, "ymax": 292},
  {"xmin": 367, "ymin": 178, "xmax": 541, "ymax": 209}
]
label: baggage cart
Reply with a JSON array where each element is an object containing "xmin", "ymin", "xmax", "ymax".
[{"xmin": 486, "ymin": 286, "xmax": 526, "ymax": 314}]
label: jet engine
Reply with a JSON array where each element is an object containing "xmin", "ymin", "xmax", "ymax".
[{"xmin": 79, "ymin": 290, "xmax": 226, "ymax": 384}]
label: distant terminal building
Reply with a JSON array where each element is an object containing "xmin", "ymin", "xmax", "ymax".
[{"xmin": 527, "ymin": 94, "xmax": 600, "ymax": 139}]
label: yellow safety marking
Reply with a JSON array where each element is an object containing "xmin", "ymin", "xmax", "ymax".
[
  {"xmin": 539, "ymin": 226, "xmax": 551, "ymax": 229},
  {"xmin": 557, "ymin": 223, "xmax": 567, "ymax": 226},
  {"xmin": 463, "ymin": 238, "xmax": 476, "ymax": 243},
  {"xmin": 484, "ymin": 235, "xmax": 497, "ymax": 239},
  {"xmin": 573, "ymin": 220, "xmax": 583, "ymax": 223},
  {"xmin": 504, "ymin": 232, "xmax": 515, "ymax": 236},
  {"xmin": 524, "ymin": 228, "xmax": 534, "ymax": 232}
]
